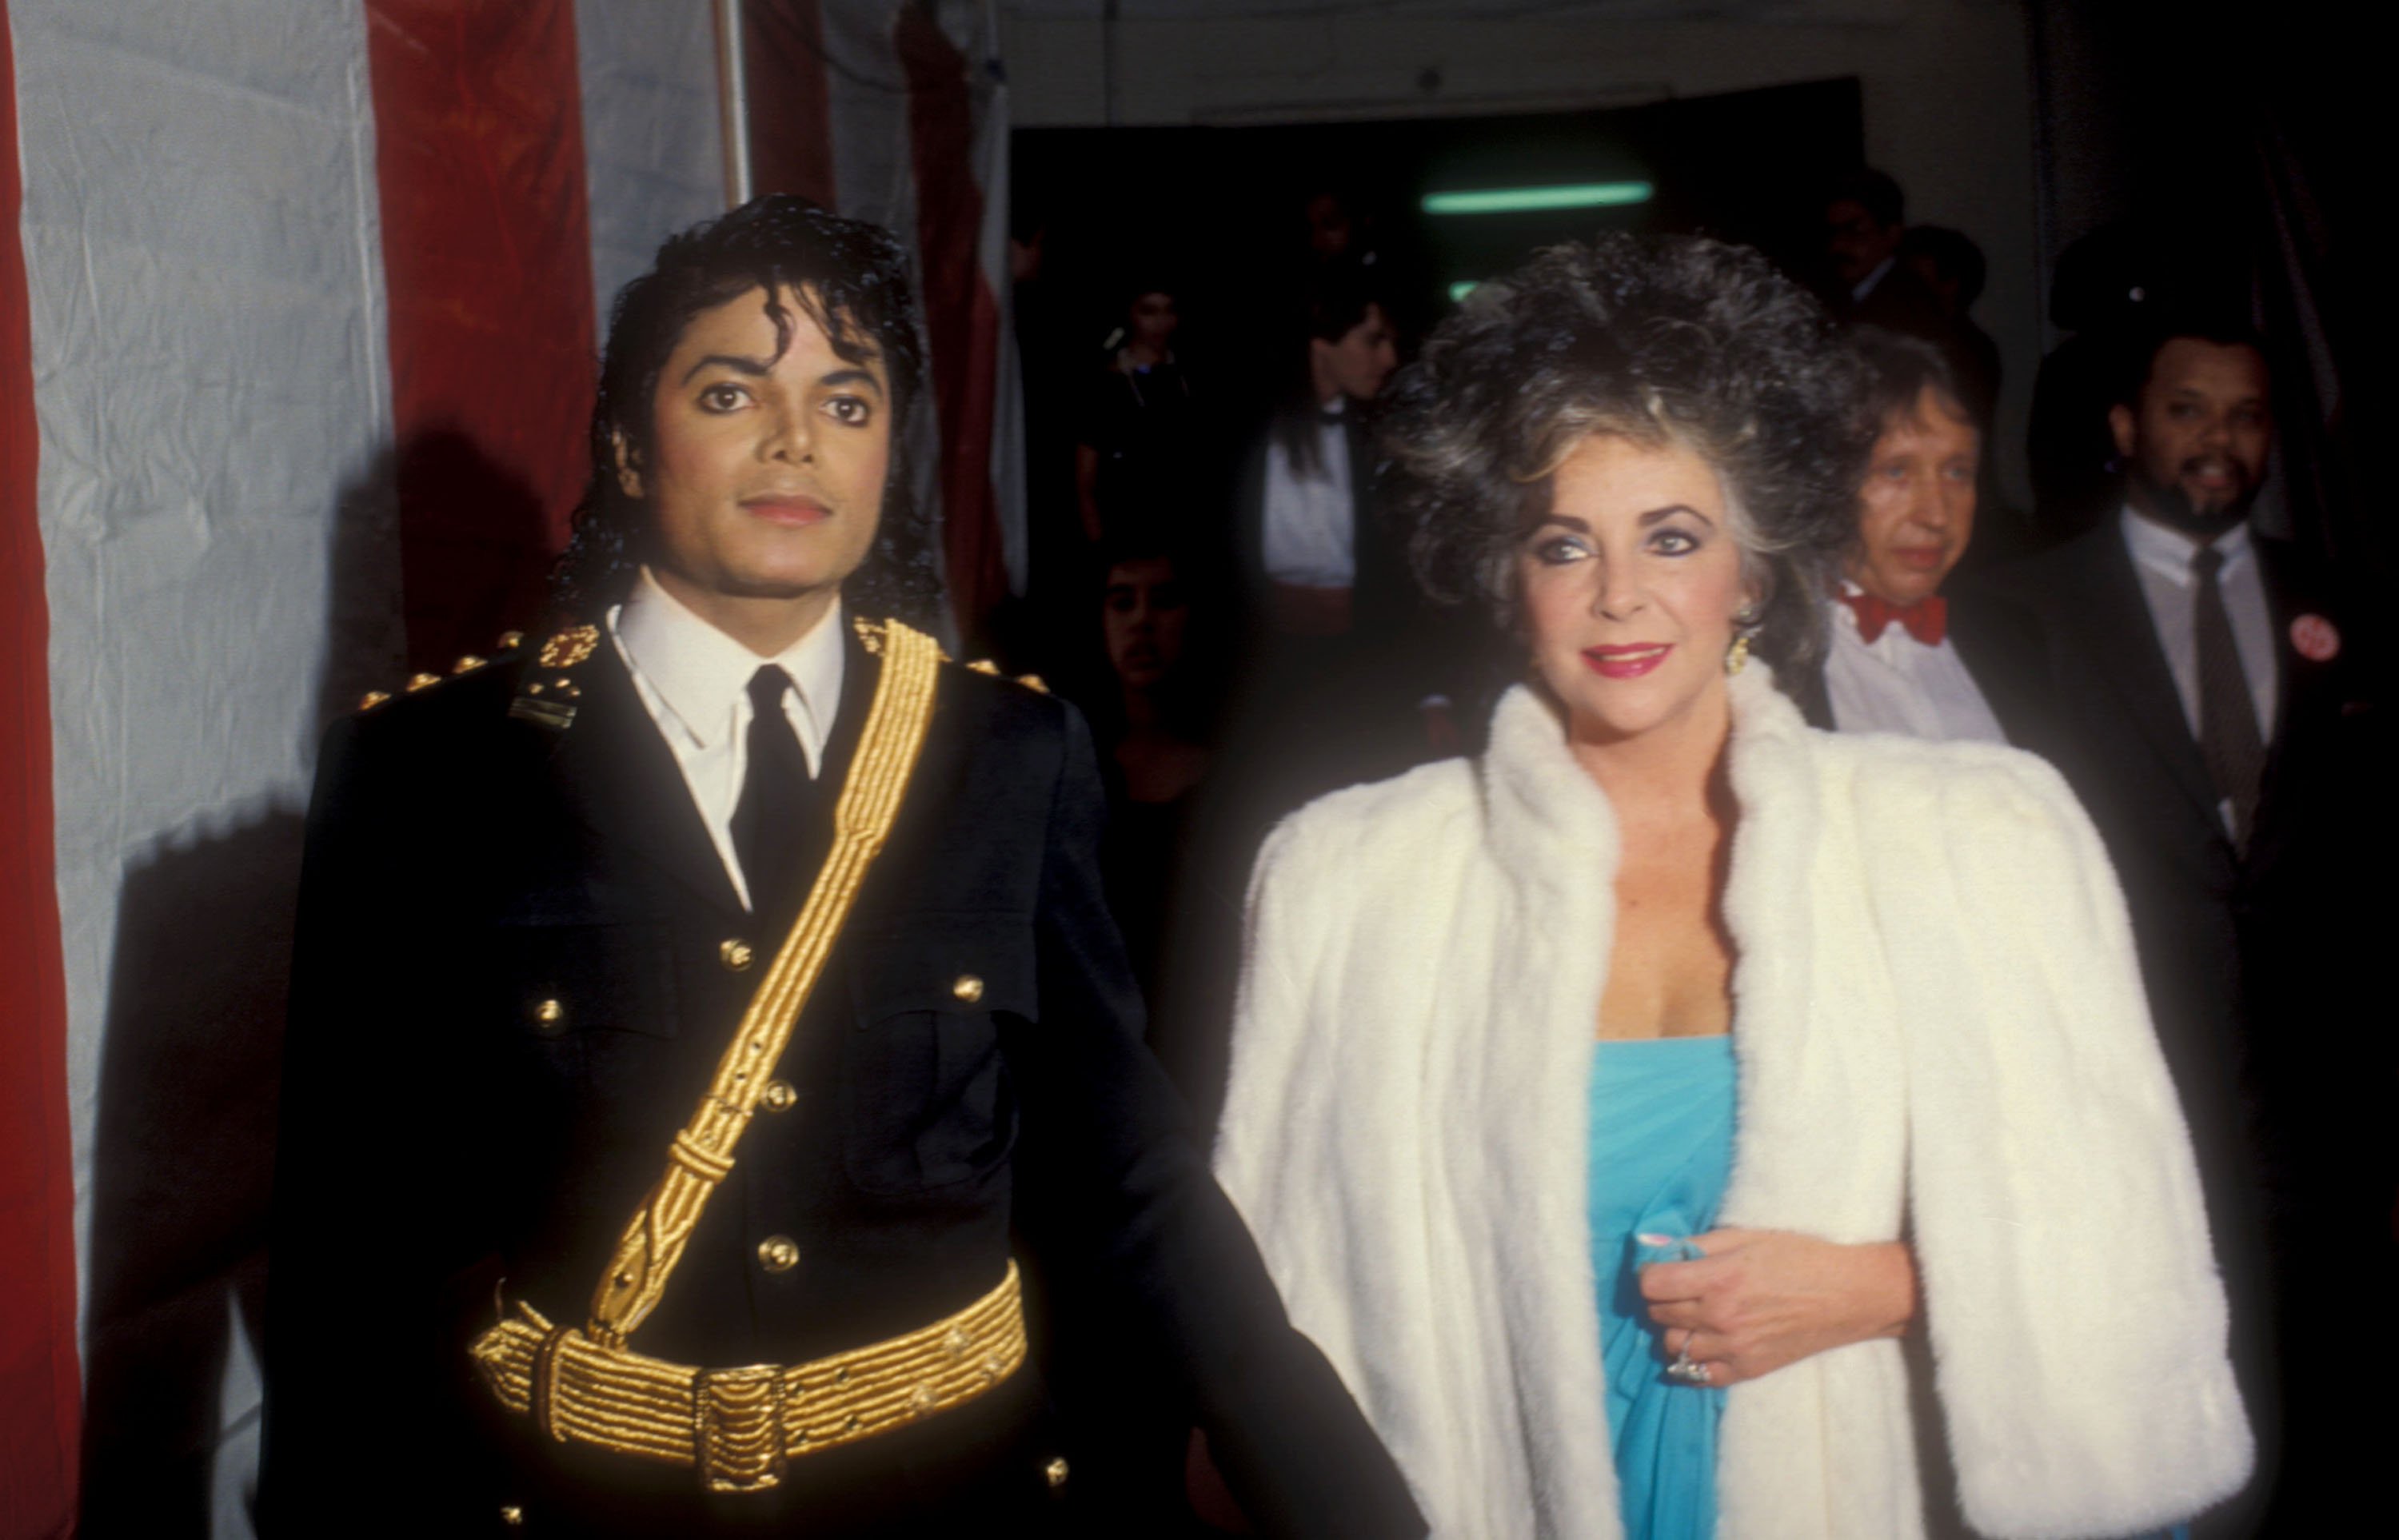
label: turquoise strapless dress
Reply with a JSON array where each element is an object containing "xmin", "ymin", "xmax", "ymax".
[
  {"xmin": 1589, "ymin": 1035, "xmax": 1737, "ymax": 1540},
  {"xmin": 1587, "ymin": 1039, "xmax": 2193, "ymax": 1540}
]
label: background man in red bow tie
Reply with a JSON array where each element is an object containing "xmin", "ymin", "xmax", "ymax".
[{"xmin": 1802, "ymin": 328, "xmax": 2030, "ymax": 742}]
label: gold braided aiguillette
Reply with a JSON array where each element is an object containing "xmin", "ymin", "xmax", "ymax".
[{"xmin": 585, "ymin": 618, "xmax": 940, "ymax": 1347}]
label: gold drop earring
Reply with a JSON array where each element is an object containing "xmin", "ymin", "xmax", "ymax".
[{"xmin": 1725, "ymin": 603, "xmax": 1762, "ymax": 676}]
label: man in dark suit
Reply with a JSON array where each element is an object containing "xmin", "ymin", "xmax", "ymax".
[
  {"xmin": 1975, "ymin": 319, "xmax": 2390, "ymax": 1533},
  {"xmin": 258, "ymin": 197, "xmax": 1419, "ymax": 1538},
  {"xmin": 1822, "ymin": 169, "xmax": 1948, "ymax": 341}
]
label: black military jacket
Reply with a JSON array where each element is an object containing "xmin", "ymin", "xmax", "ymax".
[{"xmin": 258, "ymin": 619, "xmax": 1420, "ymax": 1538}]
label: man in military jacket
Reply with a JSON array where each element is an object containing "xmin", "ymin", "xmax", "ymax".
[{"xmin": 258, "ymin": 197, "xmax": 1419, "ymax": 1538}]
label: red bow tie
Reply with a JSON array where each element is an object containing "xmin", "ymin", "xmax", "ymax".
[{"xmin": 1842, "ymin": 591, "xmax": 1947, "ymax": 646}]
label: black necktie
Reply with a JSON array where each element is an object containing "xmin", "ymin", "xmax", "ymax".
[
  {"xmin": 2191, "ymin": 545, "xmax": 2265, "ymax": 849},
  {"xmin": 732, "ymin": 665, "xmax": 812, "ymax": 924}
]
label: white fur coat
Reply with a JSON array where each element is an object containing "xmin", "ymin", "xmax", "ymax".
[{"xmin": 1214, "ymin": 672, "xmax": 2251, "ymax": 1539}]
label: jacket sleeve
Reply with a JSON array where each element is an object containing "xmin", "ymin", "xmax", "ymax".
[
  {"xmin": 1886, "ymin": 751, "xmax": 2253, "ymax": 1536},
  {"xmin": 1002, "ymin": 700, "xmax": 1424, "ymax": 1540},
  {"xmin": 256, "ymin": 714, "xmax": 505, "ymax": 1534}
]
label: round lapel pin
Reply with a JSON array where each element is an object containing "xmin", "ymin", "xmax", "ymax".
[{"xmin": 2289, "ymin": 613, "xmax": 2340, "ymax": 662}]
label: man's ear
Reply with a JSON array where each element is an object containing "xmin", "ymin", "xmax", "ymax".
[
  {"xmin": 612, "ymin": 429, "xmax": 644, "ymax": 499},
  {"xmin": 2107, "ymin": 402, "xmax": 2138, "ymax": 461}
]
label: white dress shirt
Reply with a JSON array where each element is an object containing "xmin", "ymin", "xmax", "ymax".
[
  {"xmin": 1259, "ymin": 400, "xmax": 1355, "ymax": 588},
  {"xmin": 1850, "ymin": 255, "xmax": 1897, "ymax": 305},
  {"xmin": 1822, "ymin": 586, "xmax": 2008, "ymax": 744},
  {"xmin": 2118, "ymin": 507, "xmax": 2277, "ymax": 743},
  {"xmin": 609, "ymin": 568, "xmax": 845, "ymax": 911}
]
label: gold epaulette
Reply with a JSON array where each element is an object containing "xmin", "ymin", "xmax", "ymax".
[
  {"xmin": 508, "ymin": 624, "xmax": 597, "ymax": 731},
  {"xmin": 960, "ymin": 657, "xmax": 1047, "ymax": 693},
  {"xmin": 354, "ymin": 628, "xmax": 532, "ymax": 713},
  {"xmin": 853, "ymin": 616, "xmax": 1044, "ymax": 693}
]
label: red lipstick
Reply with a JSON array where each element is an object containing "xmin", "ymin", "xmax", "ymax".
[{"xmin": 1582, "ymin": 644, "xmax": 1671, "ymax": 680}]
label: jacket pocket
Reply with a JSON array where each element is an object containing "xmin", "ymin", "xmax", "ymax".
[{"xmin": 840, "ymin": 913, "xmax": 1032, "ymax": 1195}]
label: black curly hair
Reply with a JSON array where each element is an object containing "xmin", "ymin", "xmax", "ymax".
[
  {"xmin": 1382, "ymin": 233, "xmax": 1870, "ymax": 676},
  {"xmin": 550, "ymin": 195, "xmax": 939, "ymax": 623}
]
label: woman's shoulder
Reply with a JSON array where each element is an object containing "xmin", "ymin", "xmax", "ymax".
[{"xmin": 1804, "ymin": 727, "xmax": 2101, "ymax": 865}]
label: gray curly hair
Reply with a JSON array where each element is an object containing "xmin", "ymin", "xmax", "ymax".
[{"xmin": 1381, "ymin": 233, "xmax": 1871, "ymax": 675}]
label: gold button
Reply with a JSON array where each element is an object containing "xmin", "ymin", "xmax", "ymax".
[
  {"xmin": 760, "ymin": 1079, "xmax": 796, "ymax": 1112},
  {"xmin": 452, "ymin": 654, "xmax": 486, "ymax": 674},
  {"xmin": 1044, "ymin": 1455, "xmax": 1070, "ymax": 1489},
  {"xmin": 951, "ymin": 974, "xmax": 984, "ymax": 1003},
  {"xmin": 499, "ymin": 1505, "xmax": 524, "ymax": 1527},
  {"xmin": 531, "ymin": 999, "xmax": 565, "ymax": 1032},
  {"xmin": 497, "ymin": 629, "xmax": 525, "ymax": 652},
  {"xmin": 719, "ymin": 937, "xmax": 755, "ymax": 971},
  {"xmin": 356, "ymin": 689, "xmax": 391, "ymax": 711},
  {"xmin": 757, "ymin": 1235, "xmax": 800, "ymax": 1274},
  {"xmin": 405, "ymin": 672, "xmax": 441, "ymax": 692}
]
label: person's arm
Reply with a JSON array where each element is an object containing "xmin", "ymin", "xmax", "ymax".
[
  {"xmin": 1886, "ymin": 753, "xmax": 2251, "ymax": 1535},
  {"xmin": 257, "ymin": 712, "xmax": 501, "ymax": 1534},
  {"xmin": 1001, "ymin": 699, "xmax": 1423, "ymax": 1539},
  {"xmin": 1074, "ymin": 441, "xmax": 1104, "ymax": 542}
]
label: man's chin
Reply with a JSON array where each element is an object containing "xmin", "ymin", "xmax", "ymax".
[
  {"xmin": 717, "ymin": 571, "xmax": 844, "ymax": 602},
  {"xmin": 2131, "ymin": 474, "xmax": 2257, "ymax": 540}
]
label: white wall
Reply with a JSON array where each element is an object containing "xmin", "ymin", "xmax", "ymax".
[{"xmin": 1001, "ymin": 0, "xmax": 2042, "ymax": 506}]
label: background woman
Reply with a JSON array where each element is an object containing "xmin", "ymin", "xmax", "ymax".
[
  {"xmin": 1076, "ymin": 278, "xmax": 1205, "ymax": 545},
  {"xmin": 1211, "ymin": 236, "xmax": 2249, "ymax": 1538}
]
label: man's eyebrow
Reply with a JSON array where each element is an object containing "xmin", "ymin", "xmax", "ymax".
[
  {"xmin": 820, "ymin": 367, "xmax": 885, "ymax": 397},
  {"xmin": 676, "ymin": 358, "xmax": 889, "ymax": 397},
  {"xmin": 680, "ymin": 353, "xmax": 771, "ymax": 384}
]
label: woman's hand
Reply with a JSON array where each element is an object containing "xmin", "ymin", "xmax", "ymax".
[{"xmin": 1638, "ymin": 1230, "xmax": 1915, "ymax": 1386}]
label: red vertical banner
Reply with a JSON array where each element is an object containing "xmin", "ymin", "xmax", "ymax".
[
  {"xmin": 742, "ymin": 0, "xmax": 838, "ymax": 209},
  {"xmin": 365, "ymin": 0, "xmax": 597, "ymax": 667},
  {"xmin": 0, "ymin": 2, "xmax": 84, "ymax": 1534},
  {"xmin": 896, "ymin": 7, "xmax": 1006, "ymax": 646}
]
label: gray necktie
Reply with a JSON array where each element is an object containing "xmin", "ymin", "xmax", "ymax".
[{"xmin": 2191, "ymin": 544, "xmax": 2265, "ymax": 849}]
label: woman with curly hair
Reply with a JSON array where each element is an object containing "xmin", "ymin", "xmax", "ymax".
[{"xmin": 1210, "ymin": 236, "xmax": 2250, "ymax": 1538}]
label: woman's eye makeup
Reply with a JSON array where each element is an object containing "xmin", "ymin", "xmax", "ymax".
[
  {"xmin": 1528, "ymin": 533, "xmax": 1589, "ymax": 565},
  {"xmin": 1647, "ymin": 525, "xmax": 1702, "ymax": 555}
]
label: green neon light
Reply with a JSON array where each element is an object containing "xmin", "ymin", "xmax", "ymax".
[
  {"xmin": 1422, "ymin": 181, "xmax": 1654, "ymax": 216},
  {"xmin": 1448, "ymin": 281, "xmax": 1479, "ymax": 303}
]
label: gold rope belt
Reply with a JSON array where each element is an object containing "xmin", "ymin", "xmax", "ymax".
[{"xmin": 471, "ymin": 1262, "xmax": 1028, "ymax": 1494}]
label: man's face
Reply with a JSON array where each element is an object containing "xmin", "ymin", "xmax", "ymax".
[
  {"xmin": 625, "ymin": 284, "xmax": 891, "ymax": 611},
  {"xmin": 1826, "ymin": 197, "xmax": 1902, "ymax": 289},
  {"xmin": 2111, "ymin": 338, "xmax": 2271, "ymax": 537},
  {"xmin": 1314, "ymin": 302, "xmax": 1398, "ymax": 403},
  {"xmin": 1847, "ymin": 387, "xmax": 1979, "ymax": 608}
]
